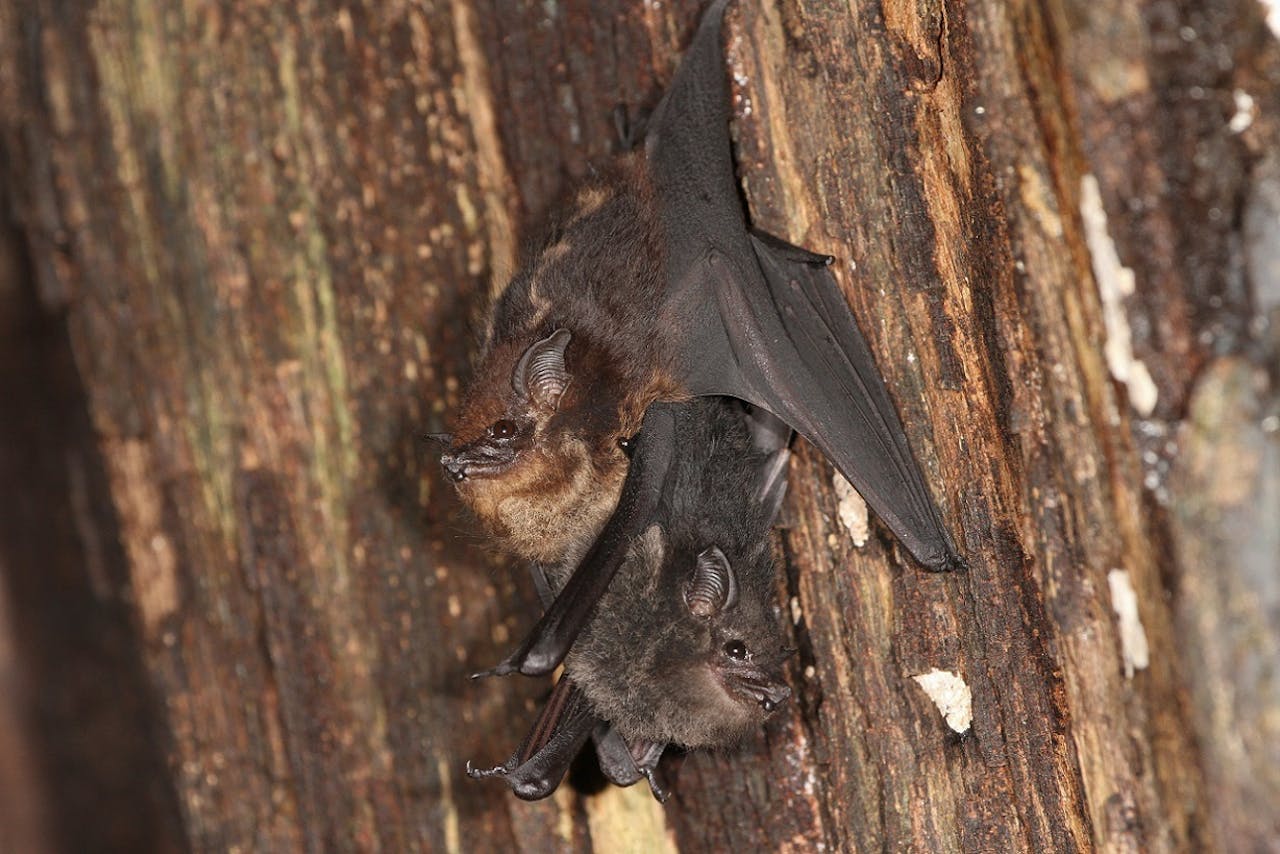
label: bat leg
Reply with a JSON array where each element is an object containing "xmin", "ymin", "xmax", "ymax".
[
  {"xmin": 627, "ymin": 739, "xmax": 670, "ymax": 802},
  {"xmin": 466, "ymin": 676, "xmax": 599, "ymax": 801},
  {"xmin": 593, "ymin": 725, "xmax": 644, "ymax": 787},
  {"xmin": 472, "ymin": 404, "xmax": 679, "ymax": 677}
]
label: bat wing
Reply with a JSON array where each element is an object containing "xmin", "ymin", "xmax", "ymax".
[
  {"xmin": 590, "ymin": 729, "xmax": 671, "ymax": 801},
  {"xmin": 647, "ymin": 0, "xmax": 961, "ymax": 571},
  {"xmin": 466, "ymin": 674, "xmax": 598, "ymax": 801}
]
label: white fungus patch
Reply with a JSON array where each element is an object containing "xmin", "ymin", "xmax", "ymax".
[
  {"xmin": 832, "ymin": 473, "xmax": 869, "ymax": 546},
  {"xmin": 912, "ymin": 668, "xmax": 973, "ymax": 733},
  {"xmin": 1080, "ymin": 175, "xmax": 1159, "ymax": 416},
  {"xmin": 1230, "ymin": 89, "xmax": 1256, "ymax": 133},
  {"xmin": 1261, "ymin": 0, "xmax": 1280, "ymax": 39},
  {"xmin": 1107, "ymin": 569, "xmax": 1150, "ymax": 678}
]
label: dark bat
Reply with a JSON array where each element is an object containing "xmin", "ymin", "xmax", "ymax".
[
  {"xmin": 467, "ymin": 399, "xmax": 792, "ymax": 800},
  {"xmin": 458, "ymin": 0, "xmax": 963, "ymax": 688}
]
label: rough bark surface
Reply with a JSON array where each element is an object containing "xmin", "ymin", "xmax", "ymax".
[{"xmin": 1, "ymin": 0, "xmax": 1277, "ymax": 852}]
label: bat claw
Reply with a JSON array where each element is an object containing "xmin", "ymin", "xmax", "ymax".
[
  {"xmin": 929, "ymin": 552, "xmax": 969, "ymax": 573},
  {"xmin": 469, "ymin": 661, "xmax": 516, "ymax": 680},
  {"xmin": 465, "ymin": 760, "xmax": 508, "ymax": 780}
]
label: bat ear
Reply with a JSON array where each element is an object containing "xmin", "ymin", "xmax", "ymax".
[
  {"xmin": 513, "ymin": 329, "xmax": 572, "ymax": 411},
  {"xmin": 754, "ymin": 448, "xmax": 790, "ymax": 525},
  {"xmin": 684, "ymin": 546, "xmax": 738, "ymax": 618}
]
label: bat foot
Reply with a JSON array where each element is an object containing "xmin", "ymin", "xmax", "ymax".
[
  {"xmin": 465, "ymin": 760, "xmax": 508, "ymax": 780},
  {"xmin": 927, "ymin": 552, "xmax": 969, "ymax": 573}
]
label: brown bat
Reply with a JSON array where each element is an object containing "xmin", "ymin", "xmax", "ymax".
[
  {"xmin": 440, "ymin": 0, "xmax": 961, "ymax": 583},
  {"xmin": 441, "ymin": 160, "xmax": 679, "ymax": 566}
]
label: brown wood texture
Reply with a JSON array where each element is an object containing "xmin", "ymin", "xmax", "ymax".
[{"xmin": 1, "ymin": 0, "xmax": 1277, "ymax": 851}]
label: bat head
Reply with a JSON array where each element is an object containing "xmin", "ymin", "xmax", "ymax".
[
  {"xmin": 442, "ymin": 328, "xmax": 572, "ymax": 482},
  {"xmin": 681, "ymin": 543, "xmax": 792, "ymax": 718},
  {"xmin": 569, "ymin": 523, "xmax": 791, "ymax": 750},
  {"xmin": 442, "ymin": 329, "xmax": 630, "ymax": 561}
]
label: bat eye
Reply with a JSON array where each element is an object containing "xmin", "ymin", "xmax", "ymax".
[
  {"xmin": 489, "ymin": 419, "xmax": 517, "ymax": 440},
  {"xmin": 617, "ymin": 435, "xmax": 634, "ymax": 458},
  {"xmin": 723, "ymin": 640, "xmax": 748, "ymax": 660}
]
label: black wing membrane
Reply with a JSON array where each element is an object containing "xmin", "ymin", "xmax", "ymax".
[{"xmin": 647, "ymin": 0, "xmax": 961, "ymax": 571}]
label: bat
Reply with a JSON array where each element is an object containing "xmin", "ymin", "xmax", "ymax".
[
  {"xmin": 458, "ymin": 0, "xmax": 964, "ymax": 687},
  {"xmin": 467, "ymin": 398, "xmax": 793, "ymax": 800},
  {"xmin": 441, "ymin": 0, "xmax": 961, "ymax": 580}
]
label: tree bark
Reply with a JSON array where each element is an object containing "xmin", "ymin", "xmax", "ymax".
[{"xmin": 1, "ymin": 0, "xmax": 1277, "ymax": 852}]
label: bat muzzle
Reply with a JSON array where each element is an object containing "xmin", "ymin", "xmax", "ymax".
[
  {"xmin": 720, "ymin": 662, "xmax": 791, "ymax": 713},
  {"xmin": 440, "ymin": 446, "xmax": 518, "ymax": 482}
]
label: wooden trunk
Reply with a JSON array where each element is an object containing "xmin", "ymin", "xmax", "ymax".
[{"xmin": 1, "ymin": 0, "xmax": 1277, "ymax": 850}]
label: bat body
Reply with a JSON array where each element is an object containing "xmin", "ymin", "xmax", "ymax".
[
  {"xmin": 468, "ymin": 399, "xmax": 791, "ymax": 799},
  {"xmin": 554, "ymin": 399, "xmax": 791, "ymax": 746},
  {"xmin": 441, "ymin": 159, "xmax": 677, "ymax": 564}
]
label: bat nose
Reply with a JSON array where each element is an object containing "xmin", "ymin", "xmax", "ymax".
[
  {"xmin": 440, "ymin": 453, "xmax": 468, "ymax": 482},
  {"xmin": 759, "ymin": 682, "xmax": 791, "ymax": 712}
]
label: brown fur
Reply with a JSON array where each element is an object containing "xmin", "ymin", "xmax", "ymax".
[
  {"xmin": 445, "ymin": 156, "xmax": 687, "ymax": 563},
  {"xmin": 459, "ymin": 439, "xmax": 626, "ymax": 563}
]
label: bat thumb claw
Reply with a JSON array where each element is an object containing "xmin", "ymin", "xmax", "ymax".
[
  {"xmin": 470, "ymin": 661, "xmax": 516, "ymax": 680},
  {"xmin": 465, "ymin": 760, "xmax": 506, "ymax": 780}
]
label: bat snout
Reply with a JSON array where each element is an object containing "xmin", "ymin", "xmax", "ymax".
[
  {"xmin": 718, "ymin": 661, "xmax": 792, "ymax": 714},
  {"xmin": 440, "ymin": 445, "xmax": 519, "ymax": 482},
  {"xmin": 440, "ymin": 453, "xmax": 468, "ymax": 482}
]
